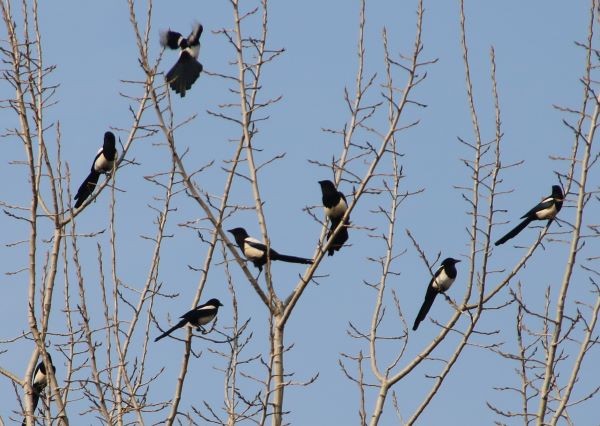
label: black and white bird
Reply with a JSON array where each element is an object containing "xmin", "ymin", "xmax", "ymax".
[
  {"xmin": 319, "ymin": 180, "xmax": 349, "ymax": 256},
  {"xmin": 495, "ymin": 185, "xmax": 564, "ymax": 246},
  {"xmin": 413, "ymin": 258, "xmax": 461, "ymax": 331},
  {"xmin": 160, "ymin": 23, "xmax": 203, "ymax": 97},
  {"xmin": 228, "ymin": 227, "xmax": 314, "ymax": 272},
  {"xmin": 22, "ymin": 353, "xmax": 56, "ymax": 426},
  {"xmin": 155, "ymin": 298, "xmax": 223, "ymax": 342},
  {"xmin": 74, "ymin": 131, "xmax": 117, "ymax": 208}
]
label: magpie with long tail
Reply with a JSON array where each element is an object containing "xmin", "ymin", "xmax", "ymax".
[
  {"xmin": 22, "ymin": 353, "xmax": 56, "ymax": 426},
  {"xmin": 413, "ymin": 258, "xmax": 461, "ymax": 331},
  {"xmin": 160, "ymin": 22, "xmax": 203, "ymax": 97},
  {"xmin": 155, "ymin": 298, "xmax": 223, "ymax": 342},
  {"xmin": 318, "ymin": 180, "xmax": 349, "ymax": 256},
  {"xmin": 495, "ymin": 185, "xmax": 564, "ymax": 246},
  {"xmin": 228, "ymin": 227, "xmax": 314, "ymax": 272},
  {"xmin": 74, "ymin": 131, "xmax": 117, "ymax": 208}
]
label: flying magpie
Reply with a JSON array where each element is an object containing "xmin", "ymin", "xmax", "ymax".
[
  {"xmin": 494, "ymin": 185, "xmax": 564, "ymax": 246},
  {"xmin": 413, "ymin": 258, "xmax": 461, "ymax": 331},
  {"xmin": 319, "ymin": 180, "xmax": 349, "ymax": 256},
  {"xmin": 155, "ymin": 298, "xmax": 223, "ymax": 342},
  {"xmin": 22, "ymin": 353, "xmax": 56, "ymax": 426},
  {"xmin": 228, "ymin": 227, "xmax": 314, "ymax": 272},
  {"xmin": 74, "ymin": 131, "xmax": 117, "ymax": 208},
  {"xmin": 160, "ymin": 23, "xmax": 203, "ymax": 97}
]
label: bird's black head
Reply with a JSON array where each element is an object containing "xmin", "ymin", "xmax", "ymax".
[
  {"xmin": 551, "ymin": 185, "xmax": 564, "ymax": 200},
  {"xmin": 104, "ymin": 131, "xmax": 116, "ymax": 147},
  {"xmin": 441, "ymin": 257, "xmax": 461, "ymax": 266},
  {"xmin": 206, "ymin": 298, "xmax": 223, "ymax": 308},
  {"xmin": 228, "ymin": 227, "xmax": 249, "ymax": 239},
  {"xmin": 318, "ymin": 180, "xmax": 336, "ymax": 193}
]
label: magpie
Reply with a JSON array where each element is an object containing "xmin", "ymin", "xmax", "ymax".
[
  {"xmin": 74, "ymin": 131, "xmax": 117, "ymax": 208},
  {"xmin": 22, "ymin": 353, "xmax": 56, "ymax": 426},
  {"xmin": 228, "ymin": 227, "xmax": 314, "ymax": 272},
  {"xmin": 319, "ymin": 180, "xmax": 350, "ymax": 256},
  {"xmin": 160, "ymin": 23, "xmax": 203, "ymax": 97},
  {"xmin": 155, "ymin": 298, "xmax": 223, "ymax": 342},
  {"xmin": 494, "ymin": 185, "xmax": 564, "ymax": 246},
  {"xmin": 413, "ymin": 258, "xmax": 461, "ymax": 331}
]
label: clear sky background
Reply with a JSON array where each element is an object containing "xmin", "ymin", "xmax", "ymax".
[{"xmin": 1, "ymin": 1, "xmax": 597, "ymax": 425}]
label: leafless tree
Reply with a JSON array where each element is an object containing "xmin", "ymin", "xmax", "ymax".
[{"xmin": 1, "ymin": 0, "xmax": 598, "ymax": 425}]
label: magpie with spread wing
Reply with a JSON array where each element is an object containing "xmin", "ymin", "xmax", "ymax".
[
  {"xmin": 160, "ymin": 22, "xmax": 203, "ymax": 97},
  {"xmin": 228, "ymin": 227, "xmax": 314, "ymax": 272},
  {"xmin": 22, "ymin": 353, "xmax": 56, "ymax": 426},
  {"xmin": 74, "ymin": 131, "xmax": 117, "ymax": 208},
  {"xmin": 319, "ymin": 180, "xmax": 349, "ymax": 256},
  {"xmin": 495, "ymin": 185, "xmax": 564, "ymax": 246},
  {"xmin": 413, "ymin": 258, "xmax": 461, "ymax": 331},
  {"xmin": 155, "ymin": 298, "xmax": 223, "ymax": 342}
]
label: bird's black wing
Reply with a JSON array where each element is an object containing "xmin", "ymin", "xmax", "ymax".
[
  {"xmin": 160, "ymin": 30, "xmax": 183, "ymax": 50},
  {"xmin": 520, "ymin": 197, "xmax": 555, "ymax": 219},
  {"xmin": 244, "ymin": 238, "xmax": 268, "ymax": 254},
  {"xmin": 166, "ymin": 51, "xmax": 203, "ymax": 97},
  {"xmin": 182, "ymin": 304, "xmax": 217, "ymax": 323},
  {"xmin": 188, "ymin": 23, "xmax": 203, "ymax": 45},
  {"xmin": 413, "ymin": 282, "xmax": 438, "ymax": 331}
]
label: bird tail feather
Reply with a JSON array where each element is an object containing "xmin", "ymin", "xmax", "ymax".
[
  {"xmin": 495, "ymin": 217, "xmax": 532, "ymax": 246},
  {"xmin": 74, "ymin": 170, "xmax": 101, "ymax": 208},
  {"xmin": 272, "ymin": 253, "xmax": 314, "ymax": 265},
  {"xmin": 155, "ymin": 319, "xmax": 187, "ymax": 342},
  {"xmin": 327, "ymin": 222, "xmax": 349, "ymax": 256},
  {"xmin": 413, "ymin": 287, "xmax": 438, "ymax": 331}
]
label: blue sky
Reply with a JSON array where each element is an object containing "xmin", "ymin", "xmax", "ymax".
[{"xmin": 1, "ymin": 1, "xmax": 597, "ymax": 425}]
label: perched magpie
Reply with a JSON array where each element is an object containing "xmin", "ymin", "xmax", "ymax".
[
  {"xmin": 160, "ymin": 23, "xmax": 203, "ymax": 97},
  {"xmin": 413, "ymin": 258, "xmax": 461, "ymax": 331},
  {"xmin": 155, "ymin": 298, "xmax": 223, "ymax": 342},
  {"xmin": 228, "ymin": 227, "xmax": 314, "ymax": 272},
  {"xmin": 22, "ymin": 353, "xmax": 56, "ymax": 426},
  {"xmin": 318, "ymin": 180, "xmax": 350, "ymax": 256},
  {"xmin": 495, "ymin": 185, "xmax": 564, "ymax": 246},
  {"xmin": 74, "ymin": 131, "xmax": 117, "ymax": 208}
]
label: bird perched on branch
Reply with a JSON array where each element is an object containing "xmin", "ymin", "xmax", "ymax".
[
  {"xmin": 22, "ymin": 353, "xmax": 56, "ymax": 426},
  {"xmin": 413, "ymin": 257, "xmax": 461, "ymax": 331},
  {"xmin": 228, "ymin": 227, "xmax": 314, "ymax": 272},
  {"xmin": 494, "ymin": 185, "xmax": 564, "ymax": 246},
  {"xmin": 318, "ymin": 180, "xmax": 349, "ymax": 256},
  {"xmin": 160, "ymin": 22, "xmax": 203, "ymax": 97},
  {"xmin": 155, "ymin": 298, "xmax": 223, "ymax": 342},
  {"xmin": 74, "ymin": 131, "xmax": 117, "ymax": 208}
]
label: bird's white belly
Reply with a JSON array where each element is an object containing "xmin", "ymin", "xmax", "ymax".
[
  {"xmin": 196, "ymin": 313, "xmax": 216, "ymax": 326},
  {"xmin": 186, "ymin": 44, "xmax": 200, "ymax": 59},
  {"xmin": 244, "ymin": 243, "xmax": 264, "ymax": 260},
  {"xmin": 535, "ymin": 204, "xmax": 557, "ymax": 220},
  {"xmin": 95, "ymin": 154, "xmax": 116, "ymax": 173},
  {"xmin": 432, "ymin": 269, "xmax": 454, "ymax": 292},
  {"xmin": 325, "ymin": 200, "xmax": 347, "ymax": 219}
]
